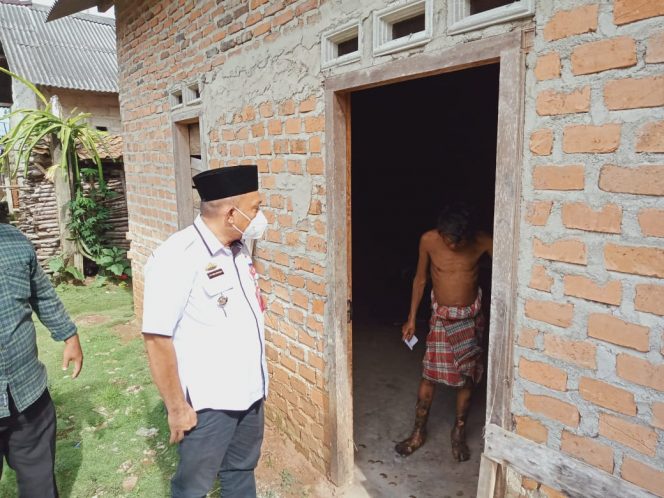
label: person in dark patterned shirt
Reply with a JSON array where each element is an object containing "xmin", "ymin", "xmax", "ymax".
[{"xmin": 0, "ymin": 223, "xmax": 83, "ymax": 497}]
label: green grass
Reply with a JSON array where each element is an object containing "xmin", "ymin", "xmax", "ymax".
[{"xmin": 0, "ymin": 284, "xmax": 177, "ymax": 497}]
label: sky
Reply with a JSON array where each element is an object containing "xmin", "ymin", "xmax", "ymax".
[{"xmin": 31, "ymin": 0, "xmax": 115, "ymax": 18}]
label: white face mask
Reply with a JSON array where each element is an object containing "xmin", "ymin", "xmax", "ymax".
[{"xmin": 233, "ymin": 207, "xmax": 268, "ymax": 240}]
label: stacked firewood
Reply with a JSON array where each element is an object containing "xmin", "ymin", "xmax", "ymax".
[{"xmin": 17, "ymin": 145, "xmax": 61, "ymax": 269}]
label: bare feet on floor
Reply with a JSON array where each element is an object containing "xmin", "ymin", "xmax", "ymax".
[
  {"xmin": 395, "ymin": 428, "xmax": 427, "ymax": 456},
  {"xmin": 451, "ymin": 420, "xmax": 470, "ymax": 462}
]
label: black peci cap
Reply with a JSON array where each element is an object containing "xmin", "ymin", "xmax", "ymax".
[{"xmin": 193, "ymin": 165, "xmax": 258, "ymax": 201}]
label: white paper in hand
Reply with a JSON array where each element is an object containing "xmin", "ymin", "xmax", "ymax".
[{"xmin": 404, "ymin": 335, "xmax": 418, "ymax": 350}]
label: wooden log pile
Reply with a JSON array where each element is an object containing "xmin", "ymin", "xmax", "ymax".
[
  {"xmin": 17, "ymin": 145, "xmax": 61, "ymax": 269},
  {"xmin": 15, "ymin": 141, "xmax": 129, "ymax": 270}
]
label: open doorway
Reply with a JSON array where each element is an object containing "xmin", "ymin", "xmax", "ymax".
[{"xmin": 350, "ymin": 63, "xmax": 499, "ymax": 497}]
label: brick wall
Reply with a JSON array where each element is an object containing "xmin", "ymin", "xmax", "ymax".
[
  {"xmin": 114, "ymin": 0, "xmax": 664, "ymax": 491},
  {"xmin": 513, "ymin": 1, "xmax": 664, "ymax": 496}
]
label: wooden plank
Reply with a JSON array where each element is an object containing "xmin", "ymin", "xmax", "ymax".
[
  {"xmin": 325, "ymin": 31, "xmax": 519, "ymax": 93},
  {"xmin": 325, "ymin": 88, "xmax": 354, "ymax": 487},
  {"xmin": 484, "ymin": 424, "xmax": 659, "ymax": 498},
  {"xmin": 484, "ymin": 43, "xmax": 525, "ymax": 430},
  {"xmin": 189, "ymin": 123, "xmax": 201, "ymax": 156},
  {"xmin": 477, "ymin": 454, "xmax": 498, "ymax": 498},
  {"xmin": 172, "ymin": 119, "xmax": 195, "ymax": 229}
]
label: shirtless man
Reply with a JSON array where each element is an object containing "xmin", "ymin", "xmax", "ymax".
[{"xmin": 395, "ymin": 202, "xmax": 492, "ymax": 462}]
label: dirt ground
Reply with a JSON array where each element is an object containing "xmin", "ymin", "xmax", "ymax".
[{"xmin": 256, "ymin": 425, "xmax": 336, "ymax": 498}]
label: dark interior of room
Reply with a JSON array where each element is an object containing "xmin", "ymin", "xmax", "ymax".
[
  {"xmin": 349, "ymin": 63, "xmax": 500, "ymax": 498},
  {"xmin": 351, "ymin": 63, "xmax": 499, "ymax": 325}
]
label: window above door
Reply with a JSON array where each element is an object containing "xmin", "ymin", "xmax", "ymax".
[{"xmin": 448, "ymin": 0, "xmax": 534, "ymax": 35}]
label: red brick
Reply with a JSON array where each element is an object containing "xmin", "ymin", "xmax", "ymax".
[
  {"xmin": 543, "ymin": 4, "xmax": 599, "ymax": 41},
  {"xmin": 533, "ymin": 165, "xmax": 585, "ymax": 191},
  {"xmin": 578, "ymin": 377, "xmax": 636, "ymax": 416},
  {"xmin": 524, "ymin": 393, "xmax": 580, "ymax": 427},
  {"xmin": 530, "ymin": 129, "xmax": 553, "ymax": 156},
  {"xmin": 534, "ymin": 53, "xmax": 561, "ymax": 81},
  {"xmin": 571, "ymin": 37, "xmax": 637, "ymax": 75},
  {"xmin": 560, "ymin": 431, "xmax": 614, "ymax": 473},
  {"xmin": 306, "ymin": 157, "xmax": 324, "ymax": 175},
  {"xmin": 563, "ymin": 124, "xmax": 621, "ymax": 153},
  {"xmin": 537, "ymin": 87, "xmax": 590, "ymax": 116},
  {"xmin": 600, "ymin": 164, "xmax": 664, "ymax": 196},
  {"xmin": 635, "ymin": 284, "xmax": 664, "ymax": 316},
  {"xmin": 525, "ymin": 300, "xmax": 574, "ymax": 328},
  {"xmin": 588, "ymin": 313, "xmax": 649, "ymax": 352},
  {"xmin": 646, "ymin": 31, "xmax": 664, "ymax": 63},
  {"xmin": 519, "ymin": 358, "xmax": 568, "ymax": 391},
  {"xmin": 653, "ymin": 402, "xmax": 664, "ymax": 430},
  {"xmin": 562, "ymin": 203, "xmax": 621, "ymax": 234},
  {"xmin": 285, "ymin": 117, "xmax": 301, "ymax": 134},
  {"xmin": 599, "ymin": 413, "xmax": 658, "ymax": 456},
  {"xmin": 605, "ymin": 76, "xmax": 664, "ymax": 110},
  {"xmin": 514, "ymin": 415, "xmax": 548, "ymax": 444},
  {"xmin": 621, "ymin": 457, "xmax": 664, "ymax": 498},
  {"xmin": 605, "ymin": 243, "xmax": 664, "ymax": 278},
  {"xmin": 639, "ymin": 209, "xmax": 664, "ymax": 237},
  {"xmin": 614, "ymin": 0, "xmax": 664, "ymax": 25},
  {"xmin": 518, "ymin": 328, "xmax": 538, "ymax": 349},
  {"xmin": 636, "ymin": 120, "xmax": 664, "ymax": 153},
  {"xmin": 526, "ymin": 201, "xmax": 553, "ymax": 226},
  {"xmin": 616, "ymin": 354, "xmax": 664, "ymax": 390},
  {"xmin": 563, "ymin": 275, "xmax": 622, "ymax": 305},
  {"xmin": 529, "ymin": 265, "xmax": 554, "ymax": 292},
  {"xmin": 534, "ymin": 238, "xmax": 587, "ymax": 265},
  {"xmin": 543, "ymin": 334, "xmax": 597, "ymax": 369}
]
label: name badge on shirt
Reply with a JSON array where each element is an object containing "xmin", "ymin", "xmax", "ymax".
[{"xmin": 207, "ymin": 268, "xmax": 224, "ymax": 279}]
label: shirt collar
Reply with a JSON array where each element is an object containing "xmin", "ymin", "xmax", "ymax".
[{"xmin": 193, "ymin": 215, "xmax": 228, "ymax": 256}]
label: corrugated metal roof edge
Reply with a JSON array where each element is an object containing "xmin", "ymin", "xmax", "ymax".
[
  {"xmin": 28, "ymin": 2, "xmax": 115, "ymax": 27},
  {"xmin": 38, "ymin": 83, "xmax": 118, "ymax": 94}
]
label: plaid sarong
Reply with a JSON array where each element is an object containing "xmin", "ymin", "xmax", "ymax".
[{"xmin": 422, "ymin": 289, "xmax": 484, "ymax": 387}]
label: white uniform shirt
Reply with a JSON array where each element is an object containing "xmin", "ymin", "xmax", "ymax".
[{"xmin": 142, "ymin": 216, "xmax": 268, "ymax": 411}]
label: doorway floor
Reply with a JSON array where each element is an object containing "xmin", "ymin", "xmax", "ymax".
[{"xmin": 347, "ymin": 319, "xmax": 485, "ymax": 498}]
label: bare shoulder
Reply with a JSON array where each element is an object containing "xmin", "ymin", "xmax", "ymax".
[{"xmin": 420, "ymin": 229, "xmax": 439, "ymax": 248}]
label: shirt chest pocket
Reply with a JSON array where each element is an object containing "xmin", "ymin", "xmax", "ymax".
[
  {"xmin": 1, "ymin": 263, "xmax": 31, "ymax": 301},
  {"xmin": 202, "ymin": 275, "xmax": 234, "ymax": 307}
]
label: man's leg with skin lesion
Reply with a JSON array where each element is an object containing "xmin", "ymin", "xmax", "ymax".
[
  {"xmin": 451, "ymin": 377, "xmax": 473, "ymax": 462},
  {"xmin": 395, "ymin": 378, "xmax": 436, "ymax": 456}
]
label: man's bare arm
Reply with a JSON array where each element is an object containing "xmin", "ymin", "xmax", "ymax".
[
  {"xmin": 402, "ymin": 234, "xmax": 430, "ymax": 340},
  {"xmin": 143, "ymin": 334, "xmax": 197, "ymax": 443}
]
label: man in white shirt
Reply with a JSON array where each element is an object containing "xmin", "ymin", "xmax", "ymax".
[{"xmin": 142, "ymin": 165, "xmax": 269, "ymax": 498}]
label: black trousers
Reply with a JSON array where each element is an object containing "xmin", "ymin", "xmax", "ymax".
[
  {"xmin": 0, "ymin": 390, "xmax": 58, "ymax": 498},
  {"xmin": 172, "ymin": 399, "xmax": 264, "ymax": 498}
]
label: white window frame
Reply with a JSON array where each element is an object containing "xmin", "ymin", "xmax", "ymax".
[
  {"xmin": 373, "ymin": 0, "xmax": 433, "ymax": 57},
  {"xmin": 184, "ymin": 81, "xmax": 202, "ymax": 106},
  {"xmin": 321, "ymin": 21, "xmax": 362, "ymax": 69},
  {"xmin": 448, "ymin": 0, "xmax": 534, "ymax": 35},
  {"xmin": 169, "ymin": 88, "xmax": 183, "ymax": 109}
]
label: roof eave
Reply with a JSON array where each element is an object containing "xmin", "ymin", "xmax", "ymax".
[{"xmin": 46, "ymin": 0, "xmax": 114, "ymax": 22}]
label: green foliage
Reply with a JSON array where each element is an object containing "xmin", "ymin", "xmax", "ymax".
[
  {"xmin": 96, "ymin": 246, "xmax": 132, "ymax": 282},
  {"xmin": 0, "ymin": 68, "xmax": 109, "ymax": 186},
  {"xmin": 47, "ymin": 254, "xmax": 84, "ymax": 285},
  {"xmin": 67, "ymin": 169, "xmax": 115, "ymax": 259}
]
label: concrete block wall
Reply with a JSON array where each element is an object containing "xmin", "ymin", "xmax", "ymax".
[
  {"xmin": 512, "ymin": 1, "xmax": 664, "ymax": 496},
  {"xmin": 41, "ymin": 88, "xmax": 122, "ymax": 134}
]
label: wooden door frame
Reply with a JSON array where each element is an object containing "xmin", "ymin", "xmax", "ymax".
[
  {"xmin": 171, "ymin": 105, "xmax": 207, "ymax": 230},
  {"xmin": 323, "ymin": 30, "xmax": 527, "ymax": 489}
]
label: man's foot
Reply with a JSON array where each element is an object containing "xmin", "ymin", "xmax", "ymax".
[
  {"xmin": 395, "ymin": 428, "xmax": 427, "ymax": 456},
  {"xmin": 451, "ymin": 421, "xmax": 470, "ymax": 462}
]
